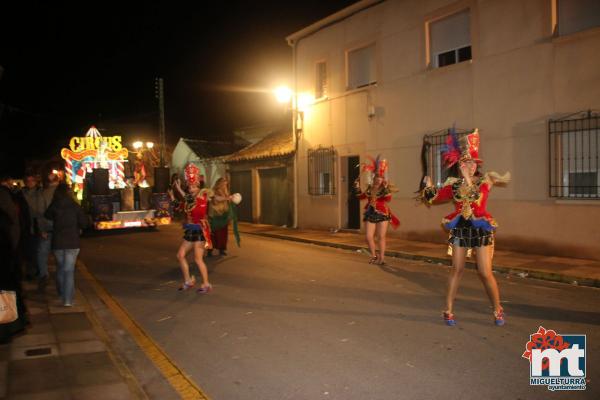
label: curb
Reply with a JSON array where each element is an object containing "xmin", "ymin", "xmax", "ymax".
[
  {"xmin": 240, "ymin": 230, "xmax": 600, "ymax": 289},
  {"xmin": 78, "ymin": 260, "xmax": 212, "ymax": 400}
]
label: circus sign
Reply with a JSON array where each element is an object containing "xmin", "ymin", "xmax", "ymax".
[{"xmin": 60, "ymin": 126, "xmax": 129, "ymax": 197}]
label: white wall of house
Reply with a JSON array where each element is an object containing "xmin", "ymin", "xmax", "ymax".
[
  {"xmin": 292, "ymin": 0, "xmax": 600, "ymax": 259},
  {"xmin": 171, "ymin": 138, "xmax": 227, "ymax": 187}
]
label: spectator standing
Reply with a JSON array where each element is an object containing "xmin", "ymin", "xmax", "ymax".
[
  {"xmin": 37, "ymin": 169, "xmax": 59, "ymax": 291},
  {"xmin": 21, "ymin": 171, "xmax": 42, "ymax": 280},
  {"xmin": 44, "ymin": 183, "xmax": 88, "ymax": 306}
]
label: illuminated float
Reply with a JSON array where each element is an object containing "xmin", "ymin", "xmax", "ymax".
[{"xmin": 60, "ymin": 126, "xmax": 171, "ymax": 230}]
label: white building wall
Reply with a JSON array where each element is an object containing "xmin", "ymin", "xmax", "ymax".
[{"xmin": 293, "ymin": 0, "xmax": 600, "ymax": 260}]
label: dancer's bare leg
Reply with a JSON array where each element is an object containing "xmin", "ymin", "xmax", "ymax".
[
  {"xmin": 193, "ymin": 241, "xmax": 210, "ymax": 288},
  {"xmin": 176, "ymin": 241, "xmax": 194, "ymax": 283},
  {"xmin": 446, "ymin": 246, "xmax": 466, "ymax": 314},
  {"xmin": 365, "ymin": 222, "xmax": 377, "ymax": 259},
  {"xmin": 376, "ymin": 221, "xmax": 389, "ymax": 263},
  {"xmin": 475, "ymin": 245, "xmax": 502, "ymax": 313}
]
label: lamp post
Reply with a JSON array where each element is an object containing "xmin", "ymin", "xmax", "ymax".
[
  {"xmin": 154, "ymin": 77, "xmax": 166, "ymax": 167},
  {"xmin": 272, "ymin": 86, "xmax": 314, "ymax": 229}
]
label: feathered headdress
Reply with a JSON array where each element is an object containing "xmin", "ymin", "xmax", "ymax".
[
  {"xmin": 442, "ymin": 127, "xmax": 481, "ymax": 169},
  {"xmin": 184, "ymin": 163, "xmax": 202, "ymax": 186},
  {"xmin": 361, "ymin": 154, "xmax": 388, "ymax": 183}
]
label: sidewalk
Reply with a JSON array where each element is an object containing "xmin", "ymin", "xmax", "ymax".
[
  {"xmin": 0, "ymin": 277, "xmax": 147, "ymax": 399},
  {"xmin": 238, "ymin": 222, "xmax": 600, "ymax": 288}
]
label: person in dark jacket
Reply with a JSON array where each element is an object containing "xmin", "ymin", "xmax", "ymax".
[
  {"xmin": 44, "ymin": 183, "xmax": 88, "ymax": 306},
  {"xmin": 0, "ymin": 174, "xmax": 28, "ymax": 343}
]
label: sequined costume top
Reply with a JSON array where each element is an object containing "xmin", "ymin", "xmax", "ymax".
[
  {"xmin": 356, "ymin": 185, "xmax": 400, "ymax": 228},
  {"xmin": 422, "ymin": 174, "xmax": 498, "ymax": 231}
]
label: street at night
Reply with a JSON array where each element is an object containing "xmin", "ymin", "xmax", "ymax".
[
  {"xmin": 78, "ymin": 225, "xmax": 599, "ymax": 400},
  {"xmin": 2, "ymin": 1, "xmax": 600, "ymax": 399}
]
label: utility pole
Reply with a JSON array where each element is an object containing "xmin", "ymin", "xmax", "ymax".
[{"xmin": 154, "ymin": 77, "xmax": 166, "ymax": 166}]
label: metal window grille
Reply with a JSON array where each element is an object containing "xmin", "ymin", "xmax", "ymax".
[
  {"xmin": 549, "ymin": 110, "xmax": 600, "ymax": 199},
  {"xmin": 308, "ymin": 147, "xmax": 336, "ymax": 195},
  {"xmin": 423, "ymin": 128, "xmax": 471, "ymax": 187}
]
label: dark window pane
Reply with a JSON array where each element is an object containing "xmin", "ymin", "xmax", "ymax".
[
  {"xmin": 437, "ymin": 50, "xmax": 456, "ymax": 67},
  {"xmin": 322, "ymin": 173, "xmax": 330, "ymax": 194},
  {"xmin": 569, "ymin": 172, "xmax": 597, "ymax": 195},
  {"xmin": 559, "ymin": 0, "xmax": 600, "ymax": 36},
  {"xmin": 458, "ymin": 46, "xmax": 472, "ymax": 62}
]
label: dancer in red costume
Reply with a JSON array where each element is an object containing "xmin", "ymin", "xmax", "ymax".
[
  {"xmin": 354, "ymin": 155, "xmax": 400, "ymax": 265},
  {"xmin": 422, "ymin": 129, "xmax": 510, "ymax": 326},
  {"xmin": 173, "ymin": 164, "xmax": 213, "ymax": 293}
]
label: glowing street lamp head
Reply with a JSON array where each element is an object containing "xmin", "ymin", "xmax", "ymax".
[
  {"xmin": 133, "ymin": 141, "xmax": 143, "ymax": 150},
  {"xmin": 274, "ymin": 86, "xmax": 292, "ymax": 104},
  {"xmin": 146, "ymin": 142, "xmax": 154, "ymax": 149}
]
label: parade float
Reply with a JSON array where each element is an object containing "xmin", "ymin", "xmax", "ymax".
[{"xmin": 60, "ymin": 126, "xmax": 171, "ymax": 230}]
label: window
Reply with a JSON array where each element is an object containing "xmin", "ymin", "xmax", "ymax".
[
  {"xmin": 308, "ymin": 147, "xmax": 336, "ymax": 195},
  {"xmin": 423, "ymin": 129, "xmax": 471, "ymax": 187},
  {"xmin": 549, "ymin": 111, "xmax": 600, "ymax": 199},
  {"xmin": 315, "ymin": 61, "xmax": 328, "ymax": 99},
  {"xmin": 429, "ymin": 9, "xmax": 471, "ymax": 68},
  {"xmin": 347, "ymin": 44, "xmax": 376, "ymax": 90},
  {"xmin": 558, "ymin": 0, "xmax": 600, "ymax": 36}
]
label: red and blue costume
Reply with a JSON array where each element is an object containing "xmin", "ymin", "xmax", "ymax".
[
  {"xmin": 182, "ymin": 164, "xmax": 213, "ymax": 249},
  {"xmin": 357, "ymin": 185, "xmax": 400, "ymax": 228}
]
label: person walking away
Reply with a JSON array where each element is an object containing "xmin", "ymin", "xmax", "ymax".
[{"xmin": 44, "ymin": 183, "xmax": 88, "ymax": 306}]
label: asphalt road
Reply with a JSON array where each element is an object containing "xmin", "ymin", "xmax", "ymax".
[{"xmin": 80, "ymin": 224, "xmax": 600, "ymax": 400}]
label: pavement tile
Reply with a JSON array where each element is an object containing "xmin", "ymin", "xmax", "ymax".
[
  {"xmin": 50, "ymin": 313, "xmax": 93, "ymax": 332},
  {"xmin": 9, "ymin": 389, "xmax": 71, "ymax": 400},
  {"xmin": 26, "ymin": 323, "xmax": 55, "ymax": 335},
  {"xmin": 29, "ymin": 312, "xmax": 52, "ymax": 325},
  {"xmin": 0, "ymin": 360, "xmax": 7, "ymax": 398},
  {"xmin": 56, "ymin": 329, "xmax": 98, "ymax": 343},
  {"xmin": 541, "ymin": 256, "xmax": 599, "ymax": 266},
  {"xmin": 8, "ymin": 356, "xmax": 66, "ymax": 394},
  {"xmin": 59, "ymin": 340, "xmax": 106, "ymax": 356},
  {"xmin": 61, "ymin": 352, "xmax": 122, "ymax": 387},
  {"xmin": 10, "ymin": 344, "xmax": 59, "ymax": 361},
  {"xmin": 21, "ymin": 282, "xmax": 38, "ymax": 291},
  {"xmin": 49, "ymin": 305, "xmax": 87, "ymax": 314},
  {"xmin": 0, "ymin": 344, "xmax": 9, "ymax": 361},
  {"xmin": 28, "ymin": 306, "xmax": 48, "ymax": 316},
  {"xmin": 11, "ymin": 333, "xmax": 57, "ymax": 348},
  {"xmin": 70, "ymin": 382, "xmax": 131, "ymax": 400},
  {"xmin": 518, "ymin": 260, "xmax": 577, "ymax": 272}
]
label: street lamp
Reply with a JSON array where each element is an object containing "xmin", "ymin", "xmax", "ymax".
[
  {"xmin": 146, "ymin": 142, "xmax": 154, "ymax": 149},
  {"xmin": 133, "ymin": 141, "xmax": 143, "ymax": 150},
  {"xmin": 274, "ymin": 86, "xmax": 293, "ymax": 104}
]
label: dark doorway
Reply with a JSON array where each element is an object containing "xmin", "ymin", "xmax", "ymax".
[
  {"xmin": 259, "ymin": 167, "xmax": 290, "ymax": 226},
  {"xmin": 347, "ymin": 156, "xmax": 360, "ymax": 229},
  {"xmin": 229, "ymin": 170, "xmax": 253, "ymax": 222}
]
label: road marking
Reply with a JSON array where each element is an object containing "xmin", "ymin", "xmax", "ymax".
[{"xmin": 78, "ymin": 260, "xmax": 211, "ymax": 400}]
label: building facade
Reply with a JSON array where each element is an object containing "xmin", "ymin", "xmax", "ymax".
[
  {"xmin": 225, "ymin": 130, "xmax": 295, "ymax": 226},
  {"xmin": 287, "ymin": 0, "xmax": 600, "ymax": 259},
  {"xmin": 171, "ymin": 138, "xmax": 247, "ymax": 187}
]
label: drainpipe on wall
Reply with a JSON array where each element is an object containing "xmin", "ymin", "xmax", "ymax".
[{"xmin": 290, "ymin": 39, "xmax": 299, "ymax": 229}]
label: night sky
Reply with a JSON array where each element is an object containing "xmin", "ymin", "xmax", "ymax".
[{"xmin": 0, "ymin": 1, "xmax": 356, "ymax": 176}]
